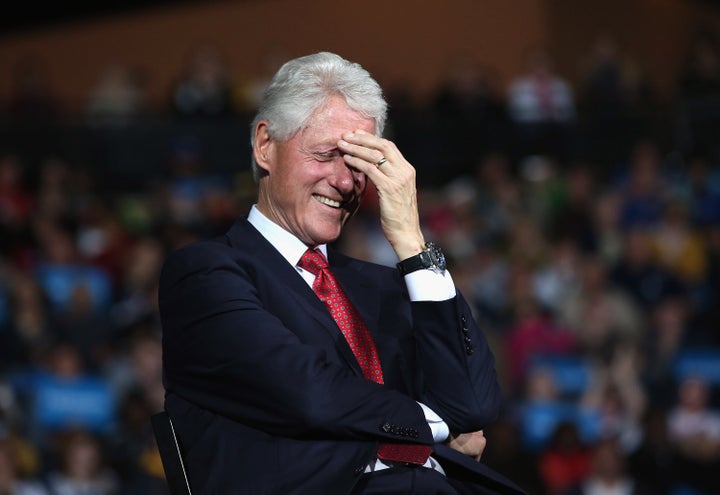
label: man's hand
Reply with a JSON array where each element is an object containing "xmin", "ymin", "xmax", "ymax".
[
  {"xmin": 338, "ymin": 130, "xmax": 425, "ymax": 261},
  {"xmin": 446, "ymin": 430, "xmax": 486, "ymax": 461}
]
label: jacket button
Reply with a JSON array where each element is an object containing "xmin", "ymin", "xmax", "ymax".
[
  {"xmin": 354, "ymin": 464, "xmax": 365, "ymax": 476},
  {"xmin": 465, "ymin": 346, "xmax": 474, "ymax": 355}
]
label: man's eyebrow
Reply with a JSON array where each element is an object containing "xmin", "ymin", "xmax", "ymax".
[{"xmin": 309, "ymin": 146, "xmax": 340, "ymax": 155}]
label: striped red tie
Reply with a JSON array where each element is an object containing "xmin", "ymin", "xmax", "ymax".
[{"xmin": 299, "ymin": 249, "xmax": 432, "ymax": 465}]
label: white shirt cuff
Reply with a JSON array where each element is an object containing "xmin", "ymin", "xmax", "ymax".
[
  {"xmin": 404, "ymin": 269, "xmax": 456, "ymax": 301},
  {"xmin": 418, "ymin": 402, "xmax": 450, "ymax": 442}
]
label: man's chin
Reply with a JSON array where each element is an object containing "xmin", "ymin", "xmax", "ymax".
[{"xmin": 305, "ymin": 223, "xmax": 344, "ymax": 246}]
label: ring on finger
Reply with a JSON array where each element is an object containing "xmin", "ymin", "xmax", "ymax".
[{"xmin": 375, "ymin": 157, "xmax": 388, "ymax": 167}]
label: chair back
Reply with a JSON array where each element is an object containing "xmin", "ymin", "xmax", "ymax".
[{"xmin": 151, "ymin": 411, "xmax": 192, "ymax": 495}]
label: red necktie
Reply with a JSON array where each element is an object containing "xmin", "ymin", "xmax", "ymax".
[{"xmin": 299, "ymin": 249, "xmax": 432, "ymax": 465}]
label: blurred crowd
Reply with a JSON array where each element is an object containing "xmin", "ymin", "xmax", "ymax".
[{"xmin": 1, "ymin": 30, "xmax": 720, "ymax": 495}]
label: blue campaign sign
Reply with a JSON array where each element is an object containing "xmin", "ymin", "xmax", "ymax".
[{"xmin": 33, "ymin": 374, "xmax": 116, "ymax": 431}]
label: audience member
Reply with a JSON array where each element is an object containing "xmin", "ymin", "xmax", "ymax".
[
  {"xmin": 3, "ymin": 273, "xmax": 54, "ymax": 369},
  {"xmin": 169, "ymin": 43, "xmax": 235, "ymax": 119},
  {"xmin": 666, "ymin": 376, "xmax": 720, "ymax": 493},
  {"xmin": 545, "ymin": 164, "xmax": 598, "ymax": 250},
  {"xmin": 627, "ymin": 409, "xmax": 679, "ymax": 495},
  {"xmin": 85, "ymin": 64, "xmax": 146, "ymax": 126},
  {"xmin": 579, "ymin": 350, "xmax": 646, "ymax": 454},
  {"xmin": 431, "ymin": 56, "xmax": 507, "ymax": 177},
  {"xmin": 615, "ymin": 141, "xmax": 669, "ymax": 231},
  {"xmin": 538, "ymin": 421, "xmax": 592, "ymax": 495},
  {"xmin": 678, "ymin": 33, "xmax": 720, "ymax": 100},
  {"xmin": 561, "ymin": 437, "xmax": 652, "ymax": 495},
  {"xmin": 651, "ymin": 199, "xmax": 707, "ymax": 285},
  {"xmin": 609, "ymin": 227, "xmax": 685, "ymax": 311},
  {"xmin": 507, "ymin": 47, "xmax": 576, "ymax": 160},
  {"xmin": 0, "ymin": 438, "xmax": 48, "ymax": 495},
  {"xmin": 45, "ymin": 429, "xmax": 119, "ymax": 495},
  {"xmin": 557, "ymin": 253, "xmax": 644, "ymax": 361},
  {"xmin": 6, "ymin": 56, "xmax": 60, "ymax": 124}
]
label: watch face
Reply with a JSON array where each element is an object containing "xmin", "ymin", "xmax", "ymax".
[{"xmin": 427, "ymin": 243, "xmax": 446, "ymax": 270}]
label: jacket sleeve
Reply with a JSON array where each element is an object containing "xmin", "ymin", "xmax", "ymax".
[
  {"xmin": 158, "ymin": 241, "xmax": 434, "ymax": 445},
  {"xmin": 411, "ymin": 293, "xmax": 503, "ymax": 433}
]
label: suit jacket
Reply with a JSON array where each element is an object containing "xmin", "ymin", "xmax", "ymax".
[{"xmin": 159, "ymin": 217, "xmax": 524, "ymax": 494}]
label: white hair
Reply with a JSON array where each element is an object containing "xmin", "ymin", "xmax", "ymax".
[{"xmin": 250, "ymin": 51, "xmax": 387, "ymax": 180}]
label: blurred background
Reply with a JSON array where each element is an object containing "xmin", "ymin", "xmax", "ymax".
[{"xmin": 1, "ymin": 0, "xmax": 720, "ymax": 494}]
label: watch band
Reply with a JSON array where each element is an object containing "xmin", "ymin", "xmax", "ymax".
[
  {"xmin": 396, "ymin": 251, "xmax": 431, "ymax": 276},
  {"xmin": 396, "ymin": 242, "xmax": 446, "ymax": 276}
]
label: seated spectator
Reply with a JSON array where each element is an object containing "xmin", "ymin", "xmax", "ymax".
[
  {"xmin": 3, "ymin": 273, "xmax": 53, "ymax": 369},
  {"xmin": 643, "ymin": 296, "xmax": 693, "ymax": 405},
  {"xmin": 32, "ymin": 222, "xmax": 113, "ymax": 316},
  {"xmin": 169, "ymin": 43, "xmax": 235, "ymax": 119},
  {"xmin": 0, "ymin": 438, "xmax": 48, "ymax": 495},
  {"xmin": 667, "ymin": 376, "xmax": 720, "ymax": 459},
  {"xmin": 651, "ymin": 200, "xmax": 707, "ymax": 285},
  {"xmin": 52, "ymin": 282, "xmax": 113, "ymax": 372},
  {"xmin": 504, "ymin": 263, "xmax": 578, "ymax": 391},
  {"xmin": 104, "ymin": 390, "xmax": 167, "ymax": 494},
  {"xmin": 610, "ymin": 227, "xmax": 685, "ymax": 311},
  {"xmin": 558, "ymin": 253, "xmax": 644, "ymax": 360},
  {"xmin": 666, "ymin": 376, "xmax": 720, "ymax": 493},
  {"xmin": 577, "ymin": 33, "xmax": 633, "ymax": 120},
  {"xmin": 592, "ymin": 191, "xmax": 625, "ymax": 266},
  {"xmin": 85, "ymin": 64, "xmax": 146, "ymax": 126},
  {"xmin": 627, "ymin": 409, "xmax": 680, "ymax": 495},
  {"xmin": 562, "ymin": 436, "xmax": 652, "ymax": 495},
  {"xmin": 508, "ymin": 49, "xmax": 575, "ymax": 124},
  {"xmin": 507, "ymin": 47, "xmax": 576, "ymax": 159},
  {"xmin": 27, "ymin": 344, "xmax": 116, "ymax": 438},
  {"xmin": 431, "ymin": 56, "xmax": 507, "ymax": 177},
  {"xmin": 680, "ymin": 154, "xmax": 720, "ymax": 228},
  {"xmin": 0, "ymin": 154, "xmax": 33, "ymax": 236},
  {"xmin": 45, "ymin": 429, "xmax": 119, "ymax": 495},
  {"xmin": 615, "ymin": 141, "xmax": 669, "ymax": 231},
  {"xmin": 472, "ymin": 152, "xmax": 523, "ymax": 247},
  {"xmin": 481, "ymin": 417, "xmax": 545, "ymax": 495},
  {"xmin": 545, "ymin": 164, "xmax": 598, "ymax": 251},
  {"xmin": 538, "ymin": 421, "xmax": 592, "ymax": 495},
  {"xmin": 579, "ymin": 349, "xmax": 647, "ymax": 454},
  {"xmin": 7, "ymin": 55, "xmax": 60, "ymax": 124},
  {"xmin": 678, "ymin": 33, "xmax": 720, "ymax": 100},
  {"xmin": 532, "ymin": 239, "xmax": 583, "ymax": 315},
  {"xmin": 519, "ymin": 366, "xmax": 600, "ymax": 452},
  {"xmin": 464, "ymin": 241, "xmax": 512, "ymax": 334},
  {"xmin": 110, "ymin": 236, "xmax": 164, "ymax": 333},
  {"xmin": 576, "ymin": 33, "xmax": 654, "ymax": 166},
  {"xmin": 695, "ymin": 224, "xmax": 720, "ymax": 346}
]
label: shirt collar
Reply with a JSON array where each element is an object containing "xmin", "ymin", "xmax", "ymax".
[{"xmin": 247, "ymin": 204, "xmax": 327, "ymax": 267}]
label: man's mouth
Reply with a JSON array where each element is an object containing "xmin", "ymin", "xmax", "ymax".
[{"xmin": 313, "ymin": 194, "xmax": 343, "ymax": 209}]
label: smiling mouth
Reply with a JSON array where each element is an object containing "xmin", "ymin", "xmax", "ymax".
[{"xmin": 313, "ymin": 194, "xmax": 343, "ymax": 209}]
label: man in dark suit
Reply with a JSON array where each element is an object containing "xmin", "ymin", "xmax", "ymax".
[{"xmin": 158, "ymin": 51, "xmax": 524, "ymax": 494}]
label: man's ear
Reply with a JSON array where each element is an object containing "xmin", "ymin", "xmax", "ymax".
[{"xmin": 253, "ymin": 121, "xmax": 274, "ymax": 174}]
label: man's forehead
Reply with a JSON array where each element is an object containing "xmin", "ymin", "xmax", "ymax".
[{"xmin": 309, "ymin": 100, "xmax": 374, "ymax": 129}]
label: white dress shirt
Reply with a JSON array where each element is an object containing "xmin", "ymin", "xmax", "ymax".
[{"xmin": 247, "ymin": 205, "xmax": 454, "ymax": 473}]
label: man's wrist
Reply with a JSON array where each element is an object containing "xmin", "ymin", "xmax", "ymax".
[{"xmin": 397, "ymin": 242, "xmax": 447, "ymax": 276}]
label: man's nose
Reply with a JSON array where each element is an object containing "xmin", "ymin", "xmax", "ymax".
[{"xmin": 328, "ymin": 158, "xmax": 356, "ymax": 193}]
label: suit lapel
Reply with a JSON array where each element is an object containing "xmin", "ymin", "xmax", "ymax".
[{"xmin": 225, "ymin": 219, "xmax": 364, "ymax": 377}]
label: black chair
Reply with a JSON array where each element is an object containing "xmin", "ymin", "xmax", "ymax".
[{"xmin": 151, "ymin": 411, "xmax": 192, "ymax": 495}]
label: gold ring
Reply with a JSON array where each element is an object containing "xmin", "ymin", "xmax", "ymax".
[{"xmin": 376, "ymin": 157, "xmax": 388, "ymax": 167}]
